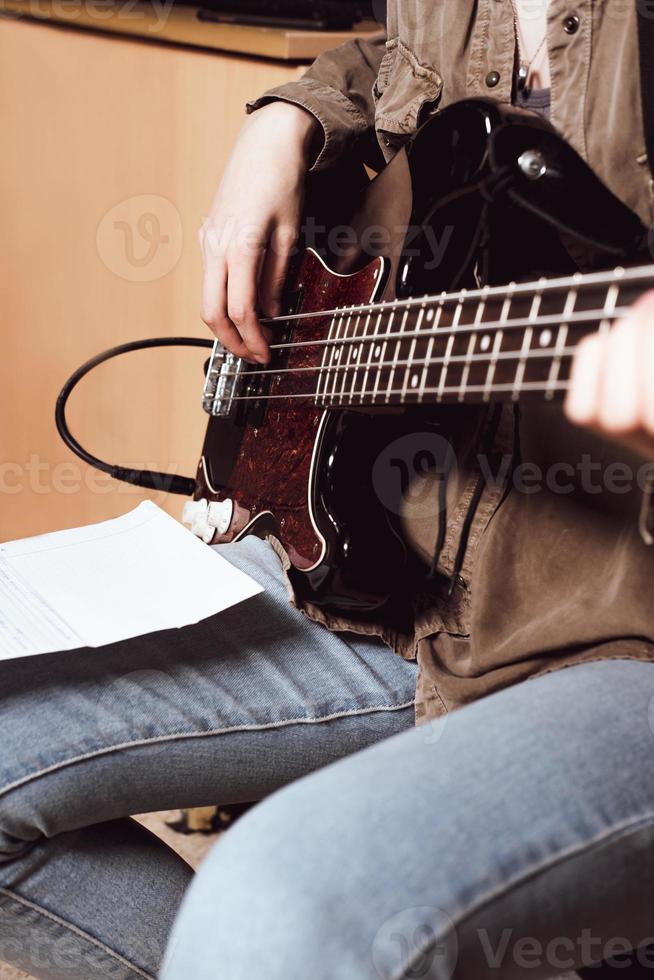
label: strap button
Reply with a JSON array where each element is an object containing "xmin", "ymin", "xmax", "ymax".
[{"xmin": 563, "ymin": 14, "xmax": 580, "ymax": 34}]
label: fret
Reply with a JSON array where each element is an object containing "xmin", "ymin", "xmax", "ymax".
[
  {"xmin": 385, "ymin": 306, "xmax": 412, "ymax": 403},
  {"xmin": 325, "ymin": 308, "xmax": 348, "ymax": 405},
  {"xmin": 600, "ymin": 279, "xmax": 621, "ymax": 335},
  {"xmin": 436, "ymin": 290, "xmax": 466, "ymax": 402},
  {"xmin": 546, "ymin": 282, "xmax": 578, "ymax": 400},
  {"xmin": 483, "ymin": 284, "xmax": 515, "ymax": 401},
  {"xmin": 459, "ymin": 287, "xmax": 488, "ymax": 402},
  {"xmin": 307, "ymin": 303, "xmax": 631, "ymax": 368},
  {"xmin": 307, "ymin": 262, "xmax": 650, "ymax": 411},
  {"xmin": 512, "ymin": 281, "xmax": 544, "ymax": 400},
  {"xmin": 325, "ymin": 308, "xmax": 350, "ymax": 406},
  {"xmin": 336, "ymin": 308, "xmax": 362, "ymax": 405},
  {"xmin": 258, "ymin": 352, "xmax": 576, "ymax": 410},
  {"xmin": 417, "ymin": 295, "xmax": 445, "ymax": 403},
  {"xmin": 440, "ymin": 288, "xmax": 483, "ymax": 397},
  {"xmin": 400, "ymin": 302, "xmax": 426, "ymax": 402},
  {"xmin": 346, "ymin": 309, "xmax": 373, "ymax": 404},
  {"xmin": 425, "ymin": 379, "xmax": 568, "ymax": 402},
  {"xmin": 315, "ymin": 312, "xmax": 339, "ymax": 406},
  {"xmin": 609, "ymin": 267, "xmax": 647, "ymax": 310},
  {"xmin": 370, "ymin": 309, "xmax": 395, "ymax": 404},
  {"xmin": 358, "ymin": 308, "xmax": 385, "ymax": 404}
]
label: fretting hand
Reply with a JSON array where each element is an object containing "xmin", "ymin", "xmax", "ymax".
[{"xmin": 565, "ymin": 291, "xmax": 654, "ymax": 459}]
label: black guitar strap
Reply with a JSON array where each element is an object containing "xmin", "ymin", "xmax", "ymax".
[{"xmin": 637, "ymin": 0, "xmax": 654, "ymax": 176}]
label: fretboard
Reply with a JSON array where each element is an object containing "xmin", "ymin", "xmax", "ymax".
[{"xmin": 308, "ymin": 264, "xmax": 653, "ymax": 408}]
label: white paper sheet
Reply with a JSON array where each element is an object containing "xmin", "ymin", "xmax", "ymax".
[{"xmin": 0, "ymin": 501, "xmax": 263, "ymax": 661}]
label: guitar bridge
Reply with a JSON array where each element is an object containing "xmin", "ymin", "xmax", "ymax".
[{"xmin": 202, "ymin": 342, "xmax": 245, "ymax": 417}]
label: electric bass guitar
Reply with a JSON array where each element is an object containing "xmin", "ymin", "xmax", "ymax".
[{"xmin": 183, "ymin": 99, "xmax": 650, "ymax": 618}]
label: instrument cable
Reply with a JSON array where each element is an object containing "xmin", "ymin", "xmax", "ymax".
[{"xmin": 55, "ymin": 337, "xmax": 213, "ymax": 497}]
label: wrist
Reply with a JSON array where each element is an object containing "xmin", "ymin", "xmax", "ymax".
[{"xmin": 248, "ymin": 100, "xmax": 322, "ymax": 166}]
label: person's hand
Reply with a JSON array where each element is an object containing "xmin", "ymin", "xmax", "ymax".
[
  {"xmin": 565, "ymin": 290, "xmax": 654, "ymax": 459},
  {"xmin": 199, "ymin": 102, "xmax": 320, "ymax": 364}
]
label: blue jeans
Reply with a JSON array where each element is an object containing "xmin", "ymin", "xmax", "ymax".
[
  {"xmin": 161, "ymin": 653, "xmax": 654, "ymax": 980},
  {"xmin": 2, "ymin": 539, "xmax": 654, "ymax": 980},
  {"xmin": 0, "ymin": 536, "xmax": 415, "ymax": 980}
]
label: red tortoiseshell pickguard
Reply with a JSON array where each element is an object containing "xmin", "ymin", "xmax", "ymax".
[{"xmin": 204, "ymin": 249, "xmax": 384, "ymax": 569}]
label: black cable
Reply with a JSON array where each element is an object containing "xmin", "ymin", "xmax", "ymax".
[{"xmin": 55, "ymin": 337, "xmax": 214, "ymax": 497}]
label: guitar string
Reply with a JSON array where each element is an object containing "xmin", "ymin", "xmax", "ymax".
[
  {"xmin": 213, "ymin": 306, "xmax": 624, "ymax": 380},
  {"xmin": 215, "ymin": 344, "xmax": 579, "ymax": 384},
  {"xmin": 219, "ymin": 379, "xmax": 571, "ymax": 405},
  {"xmin": 206, "ymin": 348, "xmax": 578, "ymax": 407},
  {"xmin": 251, "ymin": 262, "xmax": 652, "ymax": 330},
  {"xmin": 204, "ymin": 270, "xmax": 636, "ymax": 405}
]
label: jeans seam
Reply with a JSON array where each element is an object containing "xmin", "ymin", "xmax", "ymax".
[
  {"xmin": 392, "ymin": 811, "xmax": 654, "ymax": 980},
  {"xmin": 0, "ymin": 887, "xmax": 156, "ymax": 980},
  {"xmin": 0, "ymin": 700, "xmax": 415, "ymax": 799}
]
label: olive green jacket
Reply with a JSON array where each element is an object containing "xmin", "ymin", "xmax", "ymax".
[{"xmin": 249, "ymin": 0, "xmax": 654, "ymax": 723}]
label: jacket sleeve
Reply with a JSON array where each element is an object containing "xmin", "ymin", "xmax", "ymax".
[{"xmin": 246, "ymin": 34, "xmax": 386, "ymax": 170}]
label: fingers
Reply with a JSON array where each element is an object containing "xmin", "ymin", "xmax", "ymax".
[
  {"xmin": 565, "ymin": 289, "xmax": 654, "ymax": 456},
  {"xmin": 564, "ymin": 331, "xmax": 604, "ymax": 427},
  {"xmin": 199, "ymin": 220, "xmax": 266, "ymax": 363},
  {"xmin": 259, "ymin": 223, "xmax": 298, "ymax": 318},
  {"xmin": 199, "ymin": 223, "xmax": 250, "ymax": 360},
  {"xmin": 598, "ymin": 315, "xmax": 641, "ymax": 434},
  {"xmin": 226, "ymin": 238, "xmax": 269, "ymax": 364}
]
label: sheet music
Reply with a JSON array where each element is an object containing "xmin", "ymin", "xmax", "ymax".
[{"xmin": 0, "ymin": 501, "xmax": 263, "ymax": 661}]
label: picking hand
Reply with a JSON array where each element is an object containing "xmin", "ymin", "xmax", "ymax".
[{"xmin": 199, "ymin": 102, "xmax": 320, "ymax": 364}]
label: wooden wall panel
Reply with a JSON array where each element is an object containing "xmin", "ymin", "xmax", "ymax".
[{"xmin": 0, "ymin": 18, "xmax": 303, "ymax": 541}]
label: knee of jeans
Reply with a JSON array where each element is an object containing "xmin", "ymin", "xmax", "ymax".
[
  {"xmin": 163, "ymin": 786, "xmax": 353, "ymax": 980},
  {"xmin": 0, "ymin": 782, "xmax": 48, "ymax": 862}
]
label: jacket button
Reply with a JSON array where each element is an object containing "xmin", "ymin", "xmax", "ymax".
[
  {"xmin": 563, "ymin": 13, "xmax": 580, "ymax": 33},
  {"xmin": 485, "ymin": 70, "xmax": 501, "ymax": 87}
]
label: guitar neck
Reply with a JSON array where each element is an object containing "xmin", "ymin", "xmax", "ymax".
[{"xmin": 313, "ymin": 263, "xmax": 653, "ymax": 409}]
